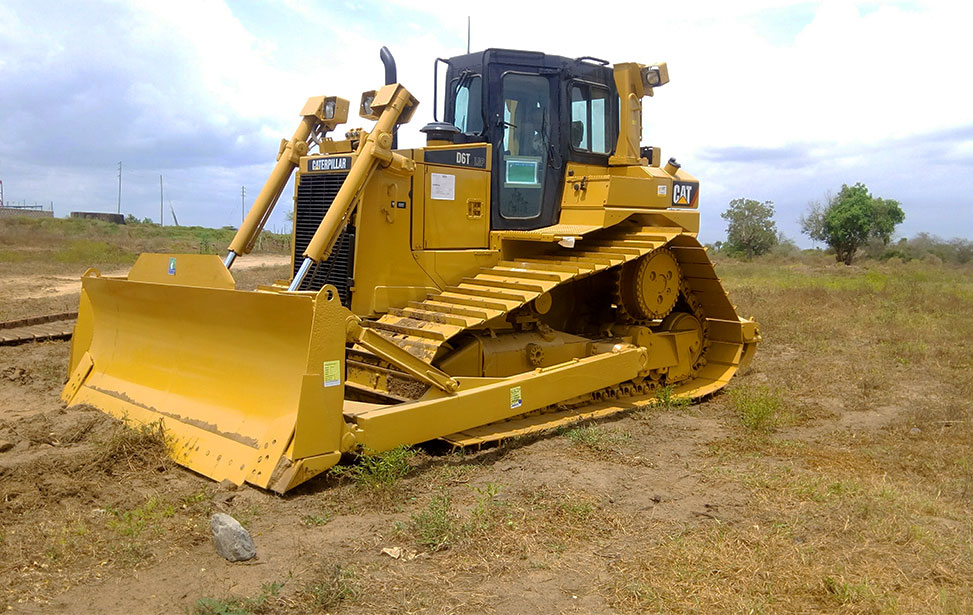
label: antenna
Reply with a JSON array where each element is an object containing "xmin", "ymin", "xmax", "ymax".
[
  {"xmin": 467, "ymin": 16, "xmax": 471, "ymax": 53},
  {"xmin": 241, "ymin": 186, "xmax": 246, "ymax": 225},
  {"xmin": 117, "ymin": 162, "xmax": 122, "ymax": 214}
]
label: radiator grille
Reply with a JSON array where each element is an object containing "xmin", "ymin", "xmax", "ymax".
[{"xmin": 293, "ymin": 172, "xmax": 354, "ymax": 305}]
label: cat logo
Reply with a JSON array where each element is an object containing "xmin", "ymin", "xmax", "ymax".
[
  {"xmin": 309, "ymin": 156, "xmax": 351, "ymax": 172},
  {"xmin": 672, "ymin": 181, "xmax": 698, "ymax": 207}
]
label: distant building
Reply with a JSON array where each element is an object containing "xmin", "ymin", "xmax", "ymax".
[
  {"xmin": 70, "ymin": 212, "xmax": 125, "ymax": 224},
  {"xmin": 0, "ymin": 204, "xmax": 54, "ymax": 219}
]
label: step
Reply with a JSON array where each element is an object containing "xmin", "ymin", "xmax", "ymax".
[
  {"xmin": 388, "ymin": 307, "xmax": 473, "ymax": 327},
  {"xmin": 366, "ymin": 320, "xmax": 450, "ymax": 341},
  {"xmin": 409, "ymin": 300, "xmax": 494, "ymax": 321},
  {"xmin": 436, "ymin": 292, "xmax": 521, "ymax": 311},
  {"xmin": 463, "ymin": 275, "xmax": 549, "ymax": 293}
]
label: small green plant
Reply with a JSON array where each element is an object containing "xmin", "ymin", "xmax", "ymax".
[
  {"xmin": 467, "ymin": 483, "xmax": 505, "ymax": 532},
  {"xmin": 193, "ymin": 582, "xmax": 283, "ymax": 615},
  {"xmin": 563, "ymin": 424, "xmax": 629, "ymax": 453},
  {"xmin": 107, "ymin": 497, "xmax": 175, "ymax": 538},
  {"xmin": 730, "ymin": 384, "xmax": 783, "ymax": 432},
  {"xmin": 410, "ymin": 489, "xmax": 459, "ymax": 551},
  {"xmin": 302, "ymin": 511, "xmax": 334, "ymax": 526},
  {"xmin": 304, "ymin": 564, "xmax": 359, "ymax": 609},
  {"xmin": 330, "ymin": 446, "xmax": 415, "ymax": 489},
  {"xmin": 557, "ymin": 499, "xmax": 595, "ymax": 521},
  {"xmin": 565, "ymin": 424, "xmax": 604, "ymax": 447},
  {"xmin": 822, "ymin": 575, "xmax": 874, "ymax": 605},
  {"xmin": 655, "ymin": 385, "xmax": 692, "ymax": 409},
  {"xmin": 193, "ymin": 597, "xmax": 250, "ymax": 615}
]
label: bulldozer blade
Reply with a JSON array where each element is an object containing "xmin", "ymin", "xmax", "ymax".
[{"xmin": 62, "ymin": 255, "xmax": 351, "ymax": 490}]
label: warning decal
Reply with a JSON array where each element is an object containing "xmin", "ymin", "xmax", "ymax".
[
  {"xmin": 323, "ymin": 360, "xmax": 341, "ymax": 387},
  {"xmin": 509, "ymin": 385, "xmax": 523, "ymax": 409}
]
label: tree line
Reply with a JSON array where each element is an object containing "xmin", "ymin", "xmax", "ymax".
[{"xmin": 713, "ymin": 183, "xmax": 971, "ymax": 264}]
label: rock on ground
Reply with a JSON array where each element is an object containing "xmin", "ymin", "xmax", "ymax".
[{"xmin": 210, "ymin": 513, "xmax": 256, "ymax": 562}]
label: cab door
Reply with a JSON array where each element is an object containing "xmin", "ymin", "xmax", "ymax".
[{"xmin": 487, "ymin": 67, "xmax": 562, "ymax": 231}]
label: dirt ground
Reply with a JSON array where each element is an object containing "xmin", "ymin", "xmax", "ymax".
[{"xmin": 1, "ymin": 256, "xmax": 971, "ymax": 614}]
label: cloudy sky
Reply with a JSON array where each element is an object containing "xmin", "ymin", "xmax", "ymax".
[{"xmin": 1, "ymin": 0, "xmax": 971, "ymax": 245}]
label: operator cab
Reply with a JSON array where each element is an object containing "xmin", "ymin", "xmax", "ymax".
[{"xmin": 439, "ymin": 49, "xmax": 619, "ymax": 231}]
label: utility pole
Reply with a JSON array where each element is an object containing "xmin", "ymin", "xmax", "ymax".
[
  {"xmin": 160, "ymin": 175, "xmax": 164, "ymax": 227},
  {"xmin": 241, "ymin": 186, "xmax": 246, "ymax": 225},
  {"xmin": 117, "ymin": 162, "xmax": 122, "ymax": 214}
]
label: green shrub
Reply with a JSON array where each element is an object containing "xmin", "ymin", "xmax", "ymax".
[
  {"xmin": 329, "ymin": 446, "xmax": 414, "ymax": 489},
  {"xmin": 410, "ymin": 490, "xmax": 458, "ymax": 551},
  {"xmin": 730, "ymin": 385, "xmax": 783, "ymax": 432}
]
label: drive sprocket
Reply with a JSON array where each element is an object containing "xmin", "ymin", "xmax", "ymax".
[{"xmin": 618, "ymin": 248, "xmax": 681, "ymax": 321}]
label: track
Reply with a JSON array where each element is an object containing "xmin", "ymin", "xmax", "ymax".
[
  {"xmin": 441, "ymin": 235, "xmax": 760, "ymax": 446},
  {"xmin": 371, "ymin": 222, "xmax": 685, "ymax": 362},
  {"xmin": 0, "ymin": 312, "xmax": 76, "ymax": 346},
  {"xmin": 358, "ymin": 222, "xmax": 760, "ymax": 446}
]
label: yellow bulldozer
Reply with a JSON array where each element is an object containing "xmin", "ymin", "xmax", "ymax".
[{"xmin": 62, "ymin": 48, "xmax": 760, "ymax": 493}]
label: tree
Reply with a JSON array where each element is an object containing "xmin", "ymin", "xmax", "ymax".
[
  {"xmin": 801, "ymin": 183, "xmax": 904, "ymax": 265},
  {"xmin": 721, "ymin": 198, "xmax": 779, "ymax": 260}
]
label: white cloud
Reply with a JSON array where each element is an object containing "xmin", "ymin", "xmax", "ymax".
[{"xmin": 1, "ymin": 0, "xmax": 971, "ymax": 240}]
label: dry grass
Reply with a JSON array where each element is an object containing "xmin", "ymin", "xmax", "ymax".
[
  {"xmin": 1, "ymin": 247, "xmax": 971, "ymax": 613},
  {"xmin": 0, "ymin": 414, "xmax": 216, "ymax": 608},
  {"xmin": 0, "ymin": 216, "xmax": 288, "ymax": 267}
]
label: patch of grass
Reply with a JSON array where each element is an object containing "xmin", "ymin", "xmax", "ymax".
[
  {"xmin": 0, "ymin": 216, "xmax": 289, "ymax": 265},
  {"xmin": 91, "ymin": 418, "xmax": 172, "ymax": 476},
  {"xmin": 107, "ymin": 496, "xmax": 176, "ymax": 538},
  {"xmin": 330, "ymin": 446, "xmax": 415, "ymax": 490},
  {"xmin": 563, "ymin": 424, "xmax": 630, "ymax": 453},
  {"xmin": 193, "ymin": 597, "xmax": 251, "ymax": 615},
  {"xmin": 655, "ymin": 384, "xmax": 692, "ymax": 410},
  {"xmin": 410, "ymin": 489, "xmax": 459, "ymax": 551},
  {"xmin": 54, "ymin": 239, "xmax": 135, "ymax": 264},
  {"xmin": 466, "ymin": 483, "xmax": 507, "ymax": 532},
  {"xmin": 301, "ymin": 511, "xmax": 333, "ymax": 527},
  {"xmin": 730, "ymin": 384, "xmax": 783, "ymax": 432},
  {"xmin": 193, "ymin": 582, "xmax": 284, "ymax": 615},
  {"xmin": 300, "ymin": 564, "xmax": 359, "ymax": 610},
  {"xmin": 821, "ymin": 575, "xmax": 884, "ymax": 607}
]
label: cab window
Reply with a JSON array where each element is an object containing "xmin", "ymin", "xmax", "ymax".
[
  {"xmin": 569, "ymin": 83, "xmax": 610, "ymax": 154},
  {"xmin": 499, "ymin": 73, "xmax": 550, "ymax": 219},
  {"xmin": 453, "ymin": 75, "xmax": 483, "ymax": 134}
]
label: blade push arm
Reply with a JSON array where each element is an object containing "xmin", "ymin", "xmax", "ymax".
[
  {"xmin": 288, "ymin": 84, "xmax": 417, "ymax": 291},
  {"xmin": 224, "ymin": 96, "xmax": 349, "ymax": 268}
]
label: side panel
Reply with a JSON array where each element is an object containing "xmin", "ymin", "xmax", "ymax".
[
  {"xmin": 421, "ymin": 164, "xmax": 490, "ymax": 249},
  {"xmin": 351, "ymin": 166, "xmax": 440, "ymax": 316}
]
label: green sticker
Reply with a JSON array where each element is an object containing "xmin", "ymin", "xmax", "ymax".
[
  {"xmin": 323, "ymin": 360, "xmax": 341, "ymax": 387},
  {"xmin": 168, "ymin": 257, "xmax": 176, "ymax": 275},
  {"xmin": 509, "ymin": 385, "xmax": 522, "ymax": 409}
]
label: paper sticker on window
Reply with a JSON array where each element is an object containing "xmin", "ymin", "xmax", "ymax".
[
  {"xmin": 509, "ymin": 385, "xmax": 522, "ymax": 409},
  {"xmin": 430, "ymin": 173, "xmax": 455, "ymax": 200},
  {"xmin": 168, "ymin": 257, "xmax": 176, "ymax": 275},
  {"xmin": 505, "ymin": 158, "xmax": 540, "ymax": 187},
  {"xmin": 323, "ymin": 360, "xmax": 341, "ymax": 387}
]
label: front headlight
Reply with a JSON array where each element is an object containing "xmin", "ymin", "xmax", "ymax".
[
  {"xmin": 360, "ymin": 90, "xmax": 378, "ymax": 119},
  {"xmin": 640, "ymin": 63, "xmax": 669, "ymax": 92},
  {"xmin": 642, "ymin": 66, "xmax": 662, "ymax": 88},
  {"xmin": 324, "ymin": 99, "xmax": 336, "ymax": 120}
]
